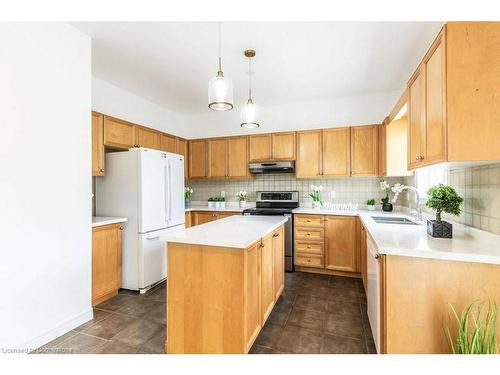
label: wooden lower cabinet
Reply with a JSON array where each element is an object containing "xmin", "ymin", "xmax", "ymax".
[
  {"xmin": 184, "ymin": 212, "xmax": 192, "ymax": 228},
  {"xmin": 192, "ymin": 211, "xmax": 239, "ymax": 226},
  {"xmin": 92, "ymin": 223, "xmax": 123, "ymax": 306},
  {"xmin": 166, "ymin": 224, "xmax": 285, "ymax": 353},
  {"xmin": 294, "ymin": 214, "xmax": 360, "ymax": 277},
  {"xmin": 359, "ymin": 221, "xmax": 367, "ymax": 290}
]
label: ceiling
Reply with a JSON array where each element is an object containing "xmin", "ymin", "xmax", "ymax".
[{"xmin": 72, "ymin": 22, "xmax": 443, "ymax": 117}]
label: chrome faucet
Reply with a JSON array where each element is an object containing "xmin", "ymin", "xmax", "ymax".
[{"xmin": 393, "ymin": 185, "xmax": 423, "ymax": 221}]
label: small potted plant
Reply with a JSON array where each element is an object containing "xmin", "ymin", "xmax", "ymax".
[
  {"xmin": 366, "ymin": 199, "xmax": 376, "ymax": 211},
  {"xmin": 380, "ymin": 180, "xmax": 393, "ymax": 212},
  {"xmin": 185, "ymin": 187, "xmax": 193, "ymax": 208},
  {"xmin": 237, "ymin": 191, "xmax": 248, "ymax": 208},
  {"xmin": 309, "ymin": 185, "xmax": 323, "ymax": 209},
  {"xmin": 208, "ymin": 197, "xmax": 215, "ymax": 209},
  {"xmin": 425, "ymin": 184, "xmax": 463, "ymax": 238}
]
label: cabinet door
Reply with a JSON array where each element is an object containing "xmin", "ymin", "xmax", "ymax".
[
  {"xmin": 189, "ymin": 140, "xmax": 208, "ymax": 179},
  {"xmin": 272, "ymin": 226, "xmax": 285, "ymax": 301},
  {"xmin": 227, "ymin": 136, "xmax": 249, "ymax": 178},
  {"xmin": 193, "ymin": 211, "xmax": 216, "ymax": 226},
  {"xmin": 322, "ymin": 128, "xmax": 350, "ymax": 177},
  {"xmin": 208, "ymin": 138, "xmax": 228, "ymax": 178},
  {"xmin": 407, "ymin": 69, "xmax": 425, "ymax": 169},
  {"xmin": 350, "ymin": 125, "xmax": 379, "ymax": 176},
  {"xmin": 260, "ymin": 233, "xmax": 274, "ymax": 324},
  {"xmin": 244, "ymin": 243, "xmax": 261, "ymax": 352},
  {"xmin": 296, "ymin": 130, "xmax": 322, "ymax": 178},
  {"xmin": 185, "ymin": 212, "xmax": 192, "ymax": 228},
  {"xmin": 424, "ymin": 32, "xmax": 446, "ymax": 165},
  {"xmin": 177, "ymin": 138, "xmax": 188, "ymax": 178},
  {"xmin": 324, "ymin": 216, "xmax": 357, "ymax": 272},
  {"xmin": 378, "ymin": 124, "xmax": 387, "ymax": 176},
  {"xmin": 135, "ymin": 126, "xmax": 160, "ymax": 149},
  {"xmin": 249, "ymin": 134, "xmax": 271, "ymax": 162},
  {"xmin": 103, "ymin": 116, "xmax": 135, "ymax": 149},
  {"xmin": 359, "ymin": 221, "xmax": 367, "ymax": 291},
  {"xmin": 92, "ymin": 224, "xmax": 122, "ymax": 306},
  {"xmin": 92, "ymin": 112, "xmax": 105, "ymax": 176},
  {"xmin": 161, "ymin": 133, "xmax": 178, "ymax": 153},
  {"xmin": 272, "ymin": 132, "xmax": 296, "ymax": 160}
]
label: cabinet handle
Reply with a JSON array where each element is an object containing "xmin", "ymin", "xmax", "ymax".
[
  {"xmin": 307, "ymin": 258, "xmax": 311, "ymax": 262},
  {"xmin": 307, "ymin": 245, "xmax": 311, "ymax": 249},
  {"xmin": 306, "ymin": 220, "xmax": 311, "ymax": 222},
  {"xmin": 260, "ymin": 242, "xmax": 265, "ymax": 248},
  {"xmin": 99, "ymin": 168, "xmax": 104, "ymax": 173},
  {"xmin": 119, "ymin": 226, "xmax": 123, "ymax": 230},
  {"xmin": 307, "ymin": 232, "xmax": 311, "ymax": 236},
  {"xmin": 273, "ymin": 233, "xmax": 279, "ymax": 238}
]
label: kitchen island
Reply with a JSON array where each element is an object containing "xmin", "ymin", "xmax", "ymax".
[{"xmin": 160, "ymin": 215, "xmax": 287, "ymax": 354}]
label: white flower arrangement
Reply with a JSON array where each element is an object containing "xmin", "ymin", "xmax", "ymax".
[
  {"xmin": 236, "ymin": 191, "xmax": 248, "ymax": 202},
  {"xmin": 184, "ymin": 187, "xmax": 193, "ymax": 200},
  {"xmin": 309, "ymin": 185, "xmax": 323, "ymax": 203},
  {"xmin": 391, "ymin": 183, "xmax": 405, "ymax": 203}
]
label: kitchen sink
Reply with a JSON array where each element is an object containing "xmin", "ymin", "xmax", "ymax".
[{"xmin": 371, "ymin": 216, "xmax": 420, "ymax": 225}]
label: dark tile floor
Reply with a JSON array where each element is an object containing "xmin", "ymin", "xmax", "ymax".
[{"xmin": 34, "ymin": 272, "xmax": 375, "ymax": 354}]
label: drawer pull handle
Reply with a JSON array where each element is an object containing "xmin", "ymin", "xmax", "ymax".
[
  {"xmin": 273, "ymin": 233, "xmax": 279, "ymax": 238},
  {"xmin": 307, "ymin": 258, "xmax": 311, "ymax": 262},
  {"xmin": 307, "ymin": 245, "xmax": 311, "ymax": 249},
  {"xmin": 306, "ymin": 220, "xmax": 311, "ymax": 222},
  {"xmin": 307, "ymin": 232, "xmax": 311, "ymax": 236}
]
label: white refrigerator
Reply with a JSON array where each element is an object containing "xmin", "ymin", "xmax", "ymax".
[{"xmin": 96, "ymin": 147, "xmax": 185, "ymax": 293}]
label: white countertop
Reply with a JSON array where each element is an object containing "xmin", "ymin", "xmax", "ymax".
[
  {"xmin": 160, "ymin": 215, "xmax": 288, "ymax": 249},
  {"xmin": 292, "ymin": 207, "xmax": 500, "ymax": 265},
  {"xmin": 185, "ymin": 202, "xmax": 256, "ymax": 213},
  {"xmin": 92, "ymin": 216, "xmax": 128, "ymax": 228}
]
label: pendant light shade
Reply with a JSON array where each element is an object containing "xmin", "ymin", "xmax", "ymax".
[
  {"xmin": 208, "ymin": 22, "xmax": 233, "ymax": 111},
  {"xmin": 240, "ymin": 49, "xmax": 260, "ymax": 129}
]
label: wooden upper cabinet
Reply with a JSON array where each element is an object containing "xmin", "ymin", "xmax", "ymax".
[
  {"xmin": 350, "ymin": 125, "xmax": 379, "ymax": 176},
  {"xmin": 135, "ymin": 126, "xmax": 160, "ymax": 149},
  {"xmin": 296, "ymin": 130, "xmax": 322, "ymax": 178},
  {"xmin": 208, "ymin": 138, "xmax": 228, "ymax": 178},
  {"xmin": 423, "ymin": 31, "xmax": 446, "ymax": 165},
  {"xmin": 378, "ymin": 123, "xmax": 387, "ymax": 176},
  {"xmin": 189, "ymin": 139, "xmax": 208, "ymax": 179},
  {"xmin": 322, "ymin": 128, "xmax": 350, "ymax": 177},
  {"xmin": 408, "ymin": 68, "xmax": 426, "ymax": 169},
  {"xmin": 249, "ymin": 134, "xmax": 272, "ymax": 162},
  {"xmin": 92, "ymin": 112, "xmax": 105, "ymax": 176},
  {"xmin": 227, "ymin": 136, "xmax": 249, "ymax": 178},
  {"xmin": 177, "ymin": 138, "xmax": 188, "ymax": 178},
  {"xmin": 103, "ymin": 116, "xmax": 135, "ymax": 150},
  {"xmin": 260, "ymin": 233, "xmax": 274, "ymax": 324},
  {"xmin": 161, "ymin": 133, "xmax": 178, "ymax": 153},
  {"xmin": 271, "ymin": 132, "xmax": 296, "ymax": 160},
  {"xmin": 324, "ymin": 216, "xmax": 357, "ymax": 272}
]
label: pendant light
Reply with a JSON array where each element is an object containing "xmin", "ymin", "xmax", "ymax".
[
  {"xmin": 208, "ymin": 22, "xmax": 233, "ymax": 111},
  {"xmin": 240, "ymin": 49, "xmax": 259, "ymax": 129}
]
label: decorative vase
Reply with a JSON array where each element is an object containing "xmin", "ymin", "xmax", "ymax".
[
  {"xmin": 185, "ymin": 199, "xmax": 191, "ymax": 208},
  {"xmin": 367, "ymin": 205, "xmax": 375, "ymax": 211},
  {"xmin": 312, "ymin": 201, "xmax": 321, "ymax": 209},
  {"xmin": 427, "ymin": 220, "xmax": 453, "ymax": 238},
  {"xmin": 220, "ymin": 201, "xmax": 226, "ymax": 209},
  {"xmin": 215, "ymin": 202, "xmax": 221, "ymax": 209},
  {"xmin": 239, "ymin": 200, "xmax": 246, "ymax": 209},
  {"xmin": 382, "ymin": 202, "xmax": 393, "ymax": 212},
  {"xmin": 208, "ymin": 201, "xmax": 214, "ymax": 209}
]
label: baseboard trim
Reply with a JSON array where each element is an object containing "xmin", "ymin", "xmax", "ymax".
[
  {"xmin": 19, "ymin": 309, "xmax": 93, "ymax": 353},
  {"xmin": 295, "ymin": 266, "xmax": 361, "ymax": 278}
]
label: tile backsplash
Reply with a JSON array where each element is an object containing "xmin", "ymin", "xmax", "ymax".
[
  {"xmin": 403, "ymin": 163, "xmax": 500, "ymax": 235},
  {"xmin": 186, "ymin": 174, "xmax": 404, "ymax": 206}
]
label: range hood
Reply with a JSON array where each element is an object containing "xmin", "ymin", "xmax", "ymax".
[{"xmin": 249, "ymin": 161, "xmax": 295, "ymax": 174}]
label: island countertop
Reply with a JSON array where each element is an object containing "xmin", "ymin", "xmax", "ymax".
[{"xmin": 160, "ymin": 215, "xmax": 288, "ymax": 249}]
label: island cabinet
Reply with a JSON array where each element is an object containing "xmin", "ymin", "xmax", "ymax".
[
  {"xmin": 92, "ymin": 111, "xmax": 105, "ymax": 176},
  {"xmin": 294, "ymin": 214, "xmax": 360, "ymax": 277},
  {"xmin": 407, "ymin": 22, "xmax": 500, "ymax": 170},
  {"xmin": 92, "ymin": 223, "xmax": 123, "ymax": 306},
  {"xmin": 166, "ymin": 223, "xmax": 285, "ymax": 354}
]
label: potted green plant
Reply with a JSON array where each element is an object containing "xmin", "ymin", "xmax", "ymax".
[
  {"xmin": 366, "ymin": 199, "xmax": 376, "ymax": 211},
  {"xmin": 447, "ymin": 300, "xmax": 498, "ymax": 354},
  {"xmin": 208, "ymin": 196, "xmax": 215, "ymax": 209},
  {"xmin": 380, "ymin": 180, "xmax": 393, "ymax": 212},
  {"xmin": 309, "ymin": 185, "xmax": 323, "ymax": 209},
  {"xmin": 185, "ymin": 187, "xmax": 193, "ymax": 208},
  {"xmin": 425, "ymin": 184, "xmax": 463, "ymax": 238},
  {"xmin": 237, "ymin": 190, "xmax": 248, "ymax": 208}
]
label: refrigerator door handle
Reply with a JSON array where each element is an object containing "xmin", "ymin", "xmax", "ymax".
[
  {"xmin": 167, "ymin": 160, "xmax": 172, "ymax": 222},
  {"xmin": 164, "ymin": 163, "xmax": 169, "ymax": 225}
]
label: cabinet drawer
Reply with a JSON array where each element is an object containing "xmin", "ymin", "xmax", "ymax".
[
  {"xmin": 295, "ymin": 228, "xmax": 324, "ymax": 241},
  {"xmin": 295, "ymin": 241, "xmax": 324, "ymax": 255},
  {"xmin": 295, "ymin": 253, "xmax": 324, "ymax": 268},
  {"xmin": 294, "ymin": 215, "xmax": 324, "ymax": 228}
]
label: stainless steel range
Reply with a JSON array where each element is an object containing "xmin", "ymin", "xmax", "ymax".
[{"xmin": 243, "ymin": 191, "xmax": 299, "ymax": 271}]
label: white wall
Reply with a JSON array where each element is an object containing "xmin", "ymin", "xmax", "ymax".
[
  {"xmin": 182, "ymin": 89, "xmax": 403, "ymax": 139},
  {"xmin": 92, "ymin": 76, "xmax": 188, "ymax": 137},
  {"xmin": 0, "ymin": 23, "xmax": 92, "ymax": 350}
]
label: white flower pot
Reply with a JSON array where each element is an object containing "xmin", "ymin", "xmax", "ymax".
[
  {"xmin": 239, "ymin": 201, "xmax": 246, "ymax": 209},
  {"xmin": 367, "ymin": 205, "xmax": 376, "ymax": 211},
  {"xmin": 312, "ymin": 201, "xmax": 321, "ymax": 209},
  {"xmin": 220, "ymin": 202, "xmax": 226, "ymax": 209},
  {"xmin": 208, "ymin": 201, "xmax": 215, "ymax": 209}
]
